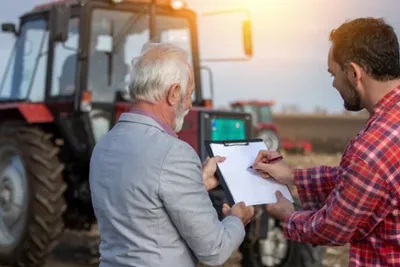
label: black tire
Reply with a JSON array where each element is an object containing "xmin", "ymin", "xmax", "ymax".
[
  {"xmin": 241, "ymin": 197, "xmax": 325, "ymax": 267},
  {"xmin": 0, "ymin": 125, "xmax": 67, "ymax": 267},
  {"xmin": 282, "ymin": 197, "xmax": 325, "ymax": 267},
  {"xmin": 243, "ymin": 231, "xmax": 325, "ymax": 267},
  {"xmin": 276, "ymin": 240, "xmax": 325, "ymax": 267}
]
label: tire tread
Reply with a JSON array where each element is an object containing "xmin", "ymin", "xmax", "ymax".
[{"xmin": 0, "ymin": 125, "xmax": 67, "ymax": 267}]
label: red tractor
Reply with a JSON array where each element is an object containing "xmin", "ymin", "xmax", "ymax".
[
  {"xmin": 231, "ymin": 100, "xmax": 280, "ymax": 151},
  {"xmin": 231, "ymin": 100, "xmax": 312, "ymax": 154},
  {"xmin": 0, "ymin": 1, "xmax": 322, "ymax": 267}
]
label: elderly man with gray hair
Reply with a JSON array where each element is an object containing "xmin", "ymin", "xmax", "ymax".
[{"xmin": 89, "ymin": 42, "xmax": 254, "ymax": 267}]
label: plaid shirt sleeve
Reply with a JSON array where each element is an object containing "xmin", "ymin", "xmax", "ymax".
[
  {"xmin": 294, "ymin": 166, "xmax": 340, "ymax": 210},
  {"xmin": 283, "ymin": 155, "xmax": 393, "ymax": 246}
]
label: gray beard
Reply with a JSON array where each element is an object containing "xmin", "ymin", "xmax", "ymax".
[{"xmin": 174, "ymin": 102, "xmax": 189, "ymax": 133}]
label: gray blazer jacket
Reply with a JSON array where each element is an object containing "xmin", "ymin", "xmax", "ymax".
[{"xmin": 89, "ymin": 112, "xmax": 245, "ymax": 267}]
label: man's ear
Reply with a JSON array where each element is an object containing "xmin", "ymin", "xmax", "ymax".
[
  {"xmin": 347, "ymin": 62, "xmax": 362, "ymax": 88},
  {"xmin": 166, "ymin": 83, "xmax": 181, "ymax": 106}
]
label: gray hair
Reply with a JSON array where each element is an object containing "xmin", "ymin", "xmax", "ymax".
[{"xmin": 128, "ymin": 42, "xmax": 191, "ymax": 103}]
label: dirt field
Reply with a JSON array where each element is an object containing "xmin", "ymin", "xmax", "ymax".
[
  {"xmin": 273, "ymin": 114, "xmax": 367, "ymax": 153},
  {"xmin": 39, "ymin": 153, "xmax": 348, "ymax": 267}
]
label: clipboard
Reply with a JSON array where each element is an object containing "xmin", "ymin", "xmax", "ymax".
[
  {"xmin": 204, "ymin": 139, "xmax": 293, "ymax": 206},
  {"xmin": 205, "ymin": 139, "xmax": 261, "ymax": 206}
]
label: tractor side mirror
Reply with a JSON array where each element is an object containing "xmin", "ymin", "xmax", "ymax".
[
  {"xmin": 201, "ymin": 8, "xmax": 253, "ymax": 62},
  {"xmin": 50, "ymin": 4, "xmax": 70, "ymax": 42},
  {"xmin": 2, "ymin": 23, "xmax": 18, "ymax": 36},
  {"xmin": 242, "ymin": 20, "xmax": 253, "ymax": 57}
]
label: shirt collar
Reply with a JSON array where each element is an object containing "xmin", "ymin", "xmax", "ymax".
[
  {"xmin": 129, "ymin": 108, "xmax": 178, "ymax": 138},
  {"xmin": 372, "ymin": 85, "xmax": 400, "ymax": 116}
]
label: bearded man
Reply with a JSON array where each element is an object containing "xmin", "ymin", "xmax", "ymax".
[
  {"xmin": 252, "ymin": 17, "xmax": 400, "ymax": 267},
  {"xmin": 89, "ymin": 42, "xmax": 254, "ymax": 267}
]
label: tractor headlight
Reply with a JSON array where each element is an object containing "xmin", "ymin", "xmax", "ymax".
[{"xmin": 170, "ymin": 0, "xmax": 186, "ymax": 10}]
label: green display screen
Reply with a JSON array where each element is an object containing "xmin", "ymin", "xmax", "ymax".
[{"xmin": 211, "ymin": 118, "xmax": 246, "ymax": 141}]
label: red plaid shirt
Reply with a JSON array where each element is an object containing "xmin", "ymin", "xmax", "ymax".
[{"xmin": 283, "ymin": 86, "xmax": 400, "ymax": 267}]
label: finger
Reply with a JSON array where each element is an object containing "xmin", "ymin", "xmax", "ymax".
[
  {"xmin": 266, "ymin": 204, "xmax": 271, "ymax": 213},
  {"xmin": 254, "ymin": 150, "xmax": 269, "ymax": 163},
  {"xmin": 255, "ymin": 150, "xmax": 281, "ymax": 163},
  {"xmin": 222, "ymin": 207, "xmax": 229, "ymax": 216},
  {"xmin": 236, "ymin": 201, "xmax": 246, "ymax": 208},
  {"xmin": 266, "ymin": 204, "xmax": 276, "ymax": 213},
  {"xmin": 254, "ymin": 169, "xmax": 269, "ymax": 177},
  {"xmin": 222, "ymin": 203, "xmax": 231, "ymax": 216},
  {"xmin": 260, "ymin": 171, "xmax": 272, "ymax": 178},
  {"xmin": 253, "ymin": 162, "xmax": 270, "ymax": 171},
  {"xmin": 212, "ymin": 156, "xmax": 226, "ymax": 163},
  {"xmin": 275, "ymin": 190, "xmax": 284, "ymax": 200},
  {"xmin": 266, "ymin": 151, "xmax": 281, "ymax": 159},
  {"xmin": 248, "ymin": 206, "xmax": 255, "ymax": 217}
]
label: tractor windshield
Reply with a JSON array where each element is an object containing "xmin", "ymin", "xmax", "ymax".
[
  {"xmin": 259, "ymin": 105, "xmax": 273, "ymax": 123},
  {"xmin": 87, "ymin": 9, "xmax": 193, "ymax": 103},
  {"xmin": 242, "ymin": 104, "xmax": 259, "ymax": 125},
  {"xmin": 0, "ymin": 19, "xmax": 49, "ymax": 102}
]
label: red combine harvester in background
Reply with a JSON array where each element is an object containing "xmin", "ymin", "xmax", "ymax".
[
  {"xmin": 231, "ymin": 100, "xmax": 312, "ymax": 154},
  {"xmin": 0, "ymin": 0, "xmax": 322, "ymax": 267}
]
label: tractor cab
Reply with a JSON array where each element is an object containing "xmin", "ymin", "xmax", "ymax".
[
  {"xmin": 231, "ymin": 100, "xmax": 280, "ymax": 151},
  {"xmin": 1, "ymin": 0, "xmax": 203, "ymax": 145},
  {"xmin": 231, "ymin": 100, "xmax": 275, "ymax": 125},
  {"xmin": 0, "ymin": 0, "xmax": 254, "ymax": 156}
]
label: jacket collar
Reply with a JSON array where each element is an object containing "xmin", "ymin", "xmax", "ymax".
[{"xmin": 118, "ymin": 110, "xmax": 178, "ymax": 138}]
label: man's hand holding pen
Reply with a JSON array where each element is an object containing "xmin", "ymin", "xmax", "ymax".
[
  {"xmin": 252, "ymin": 150, "xmax": 296, "ymax": 221},
  {"xmin": 252, "ymin": 151, "xmax": 295, "ymax": 186}
]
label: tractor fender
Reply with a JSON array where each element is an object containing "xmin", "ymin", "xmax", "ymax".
[
  {"xmin": 0, "ymin": 103, "xmax": 54, "ymax": 123},
  {"xmin": 256, "ymin": 123, "xmax": 279, "ymax": 133}
]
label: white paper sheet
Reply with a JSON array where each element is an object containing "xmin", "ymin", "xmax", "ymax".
[{"xmin": 210, "ymin": 141, "xmax": 293, "ymax": 206}]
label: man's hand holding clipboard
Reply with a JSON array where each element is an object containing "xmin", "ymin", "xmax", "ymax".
[{"xmin": 252, "ymin": 150, "xmax": 296, "ymax": 221}]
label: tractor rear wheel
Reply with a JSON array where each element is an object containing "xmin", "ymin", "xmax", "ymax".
[
  {"xmin": 253, "ymin": 219, "xmax": 325, "ymax": 267},
  {"xmin": 0, "ymin": 125, "xmax": 67, "ymax": 267},
  {"xmin": 241, "ymin": 197, "xmax": 325, "ymax": 267}
]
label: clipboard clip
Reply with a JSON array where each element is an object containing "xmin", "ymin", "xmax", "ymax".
[{"xmin": 223, "ymin": 141, "xmax": 249, "ymax": 146}]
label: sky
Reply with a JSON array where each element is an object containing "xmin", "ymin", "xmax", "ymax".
[{"xmin": 1, "ymin": 0, "xmax": 400, "ymax": 113}]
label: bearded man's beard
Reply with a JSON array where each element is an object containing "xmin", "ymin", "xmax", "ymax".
[
  {"xmin": 174, "ymin": 99, "xmax": 189, "ymax": 133},
  {"xmin": 342, "ymin": 77, "xmax": 362, "ymax": 111}
]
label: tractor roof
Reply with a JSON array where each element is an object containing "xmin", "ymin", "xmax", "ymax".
[
  {"xmin": 33, "ymin": 0, "xmax": 77, "ymax": 11},
  {"xmin": 33, "ymin": 0, "xmax": 174, "ymax": 11},
  {"xmin": 231, "ymin": 100, "xmax": 275, "ymax": 106}
]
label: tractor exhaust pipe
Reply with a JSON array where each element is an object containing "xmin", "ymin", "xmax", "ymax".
[{"xmin": 149, "ymin": 0, "xmax": 157, "ymax": 41}]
